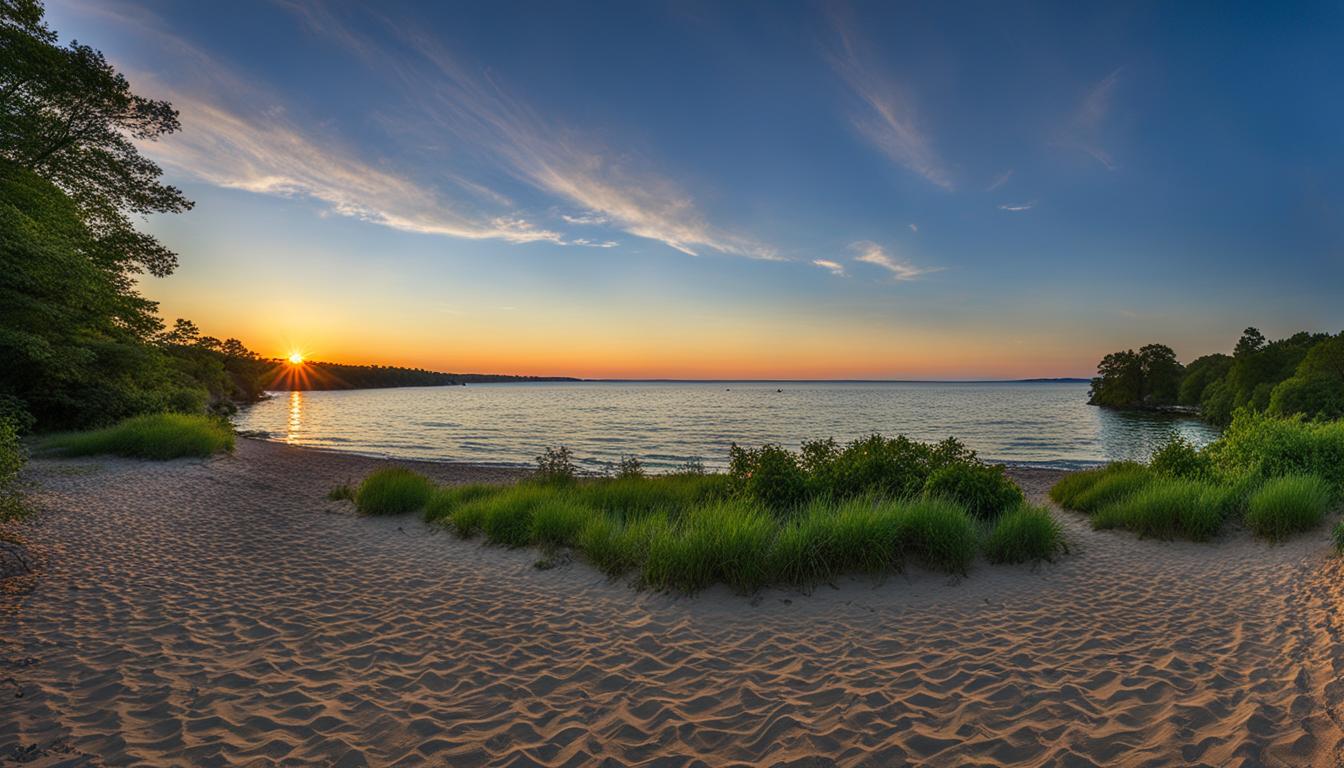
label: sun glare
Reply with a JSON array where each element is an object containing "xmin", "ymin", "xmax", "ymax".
[{"xmin": 288, "ymin": 352, "xmax": 304, "ymax": 365}]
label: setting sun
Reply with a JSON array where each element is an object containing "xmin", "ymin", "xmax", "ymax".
[{"xmin": 287, "ymin": 352, "xmax": 304, "ymax": 365}]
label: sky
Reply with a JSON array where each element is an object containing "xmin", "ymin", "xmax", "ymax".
[{"xmin": 45, "ymin": 0, "xmax": 1344, "ymax": 379}]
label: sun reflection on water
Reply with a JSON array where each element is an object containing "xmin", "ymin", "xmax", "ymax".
[{"xmin": 286, "ymin": 390, "xmax": 303, "ymax": 442}]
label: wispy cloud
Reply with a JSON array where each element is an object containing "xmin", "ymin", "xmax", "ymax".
[
  {"xmin": 986, "ymin": 169, "xmax": 1014, "ymax": 191},
  {"xmin": 1065, "ymin": 68, "xmax": 1123, "ymax": 170},
  {"xmin": 908, "ymin": 223, "xmax": 918, "ymax": 233},
  {"xmin": 561, "ymin": 212, "xmax": 610, "ymax": 226},
  {"xmin": 998, "ymin": 201, "xmax": 1035, "ymax": 212},
  {"xmin": 572, "ymin": 238, "xmax": 619, "ymax": 248},
  {"xmin": 850, "ymin": 241, "xmax": 939, "ymax": 281},
  {"xmin": 812, "ymin": 258, "xmax": 847, "ymax": 277},
  {"xmin": 828, "ymin": 13, "xmax": 952, "ymax": 190},
  {"xmin": 287, "ymin": 3, "xmax": 776, "ymax": 260}
]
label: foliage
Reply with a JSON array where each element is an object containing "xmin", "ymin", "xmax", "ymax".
[
  {"xmin": 0, "ymin": 416, "xmax": 27, "ymax": 521},
  {"xmin": 1333, "ymin": 521, "xmax": 1344, "ymax": 555},
  {"xmin": 1149, "ymin": 435, "xmax": 1211, "ymax": 480},
  {"xmin": 1203, "ymin": 411, "xmax": 1344, "ymax": 489},
  {"xmin": 353, "ymin": 467, "xmax": 435, "ymax": 516},
  {"xmin": 41, "ymin": 413, "xmax": 234, "ymax": 459},
  {"xmin": 0, "ymin": 6, "xmax": 276, "ymax": 430},
  {"xmin": 922, "ymin": 461, "xmax": 1024, "ymax": 520},
  {"xmin": 1086, "ymin": 328, "xmax": 1340, "ymax": 426},
  {"xmin": 1244, "ymin": 474, "xmax": 1333, "ymax": 542},
  {"xmin": 536, "ymin": 445, "xmax": 578, "ymax": 484},
  {"xmin": 983, "ymin": 505, "xmax": 1066, "ymax": 563},
  {"xmin": 1088, "ymin": 344, "xmax": 1183, "ymax": 408},
  {"xmin": 729, "ymin": 443, "xmax": 806, "ymax": 512},
  {"xmin": 615, "ymin": 454, "xmax": 644, "ymax": 479},
  {"xmin": 1091, "ymin": 478, "xmax": 1232, "ymax": 541},
  {"xmin": 1049, "ymin": 462, "xmax": 1152, "ymax": 513}
]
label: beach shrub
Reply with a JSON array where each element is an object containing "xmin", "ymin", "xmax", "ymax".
[
  {"xmin": 923, "ymin": 462, "xmax": 1023, "ymax": 520},
  {"xmin": 354, "ymin": 467, "xmax": 434, "ymax": 516},
  {"xmin": 1091, "ymin": 478, "xmax": 1232, "ymax": 541},
  {"xmin": 984, "ymin": 505, "xmax": 1065, "ymax": 563},
  {"xmin": 729, "ymin": 443, "xmax": 806, "ymax": 512},
  {"xmin": 615, "ymin": 455, "xmax": 645, "ymax": 479},
  {"xmin": 536, "ymin": 445, "xmax": 578, "ymax": 484},
  {"xmin": 1204, "ymin": 412, "xmax": 1344, "ymax": 488},
  {"xmin": 43, "ymin": 413, "xmax": 235, "ymax": 459},
  {"xmin": 827, "ymin": 434, "xmax": 937, "ymax": 499},
  {"xmin": 1149, "ymin": 435, "xmax": 1211, "ymax": 480},
  {"xmin": 0, "ymin": 417, "xmax": 27, "ymax": 521},
  {"xmin": 1244, "ymin": 474, "xmax": 1333, "ymax": 541}
]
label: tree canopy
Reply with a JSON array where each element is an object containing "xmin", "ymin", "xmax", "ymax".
[{"xmin": 1089, "ymin": 327, "xmax": 1344, "ymax": 425}]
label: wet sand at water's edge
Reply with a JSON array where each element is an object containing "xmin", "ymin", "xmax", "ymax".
[{"xmin": 3, "ymin": 438, "xmax": 1343, "ymax": 766}]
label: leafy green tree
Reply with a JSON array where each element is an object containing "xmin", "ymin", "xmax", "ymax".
[
  {"xmin": 1178, "ymin": 353, "xmax": 1232, "ymax": 406},
  {"xmin": 1088, "ymin": 344, "xmax": 1183, "ymax": 408},
  {"xmin": 1268, "ymin": 333, "xmax": 1344, "ymax": 421}
]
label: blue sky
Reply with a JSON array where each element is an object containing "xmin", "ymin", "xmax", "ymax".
[{"xmin": 45, "ymin": 0, "xmax": 1344, "ymax": 378}]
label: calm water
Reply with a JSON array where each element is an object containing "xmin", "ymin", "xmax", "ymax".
[{"xmin": 233, "ymin": 381, "xmax": 1219, "ymax": 472}]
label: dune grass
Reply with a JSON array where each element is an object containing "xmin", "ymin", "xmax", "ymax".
[
  {"xmin": 1091, "ymin": 478, "xmax": 1232, "ymax": 541},
  {"xmin": 354, "ymin": 467, "xmax": 436, "ymax": 516},
  {"xmin": 339, "ymin": 465, "xmax": 1049, "ymax": 591},
  {"xmin": 1333, "ymin": 521, "xmax": 1344, "ymax": 555},
  {"xmin": 1244, "ymin": 474, "xmax": 1333, "ymax": 542},
  {"xmin": 43, "ymin": 413, "xmax": 234, "ymax": 459},
  {"xmin": 983, "ymin": 505, "xmax": 1066, "ymax": 563},
  {"xmin": 1051, "ymin": 462, "xmax": 1153, "ymax": 514}
]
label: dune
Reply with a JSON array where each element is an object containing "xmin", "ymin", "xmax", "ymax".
[{"xmin": 2, "ymin": 438, "xmax": 1342, "ymax": 766}]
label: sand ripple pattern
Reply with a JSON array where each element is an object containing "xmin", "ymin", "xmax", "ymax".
[{"xmin": 2, "ymin": 441, "xmax": 1342, "ymax": 766}]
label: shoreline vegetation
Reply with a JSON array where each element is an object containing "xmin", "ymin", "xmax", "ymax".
[
  {"xmin": 1088, "ymin": 327, "xmax": 1344, "ymax": 425},
  {"xmin": 337, "ymin": 433, "xmax": 1066, "ymax": 593}
]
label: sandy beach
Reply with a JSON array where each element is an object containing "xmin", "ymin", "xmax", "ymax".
[{"xmin": 3, "ymin": 438, "xmax": 1343, "ymax": 767}]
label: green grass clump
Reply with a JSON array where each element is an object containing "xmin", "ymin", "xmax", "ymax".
[
  {"xmin": 354, "ymin": 467, "xmax": 435, "ymax": 516},
  {"xmin": 641, "ymin": 500, "xmax": 775, "ymax": 593},
  {"xmin": 983, "ymin": 505, "xmax": 1066, "ymax": 563},
  {"xmin": 1244, "ymin": 474, "xmax": 1333, "ymax": 541},
  {"xmin": 1049, "ymin": 462, "xmax": 1152, "ymax": 513},
  {"xmin": 579, "ymin": 513, "xmax": 670, "ymax": 576},
  {"xmin": 570, "ymin": 474, "xmax": 730, "ymax": 519},
  {"xmin": 531, "ymin": 496, "xmax": 596, "ymax": 546},
  {"xmin": 896, "ymin": 497, "xmax": 979, "ymax": 574},
  {"xmin": 43, "ymin": 413, "xmax": 234, "ymax": 459},
  {"xmin": 1091, "ymin": 478, "xmax": 1232, "ymax": 541},
  {"xmin": 327, "ymin": 482, "xmax": 356, "ymax": 502},
  {"xmin": 422, "ymin": 483, "xmax": 505, "ymax": 525},
  {"xmin": 1333, "ymin": 521, "xmax": 1344, "ymax": 555}
]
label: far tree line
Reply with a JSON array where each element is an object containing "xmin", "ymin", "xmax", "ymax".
[{"xmin": 1088, "ymin": 328, "xmax": 1344, "ymax": 424}]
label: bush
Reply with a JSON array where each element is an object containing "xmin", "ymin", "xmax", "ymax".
[
  {"xmin": 354, "ymin": 467, "xmax": 435, "ymax": 516},
  {"xmin": 729, "ymin": 443, "xmax": 806, "ymax": 512},
  {"xmin": 1204, "ymin": 412, "xmax": 1344, "ymax": 488},
  {"xmin": 536, "ymin": 445, "xmax": 578, "ymax": 483},
  {"xmin": 43, "ymin": 413, "xmax": 234, "ymax": 459},
  {"xmin": 1149, "ymin": 435, "xmax": 1210, "ymax": 480},
  {"xmin": 1049, "ymin": 462, "xmax": 1152, "ymax": 513},
  {"xmin": 983, "ymin": 505, "xmax": 1065, "ymax": 563},
  {"xmin": 615, "ymin": 455, "xmax": 644, "ymax": 479},
  {"xmin": 1, "ymin": 417, "xmax": 27, "ymax": 521},
  {"xmin": 923, "ymin": 462, "xmax": 1023, "ymax": 519},
  {"xmin": 1091, "ymin": 478, "xmax": 1232, "ymax": 541},
  {"xmin": 1244, "ymin": 474, "xmax": 1333, "ymax": 541}
]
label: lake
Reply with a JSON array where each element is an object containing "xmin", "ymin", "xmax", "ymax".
[{"xmin": 232, "ymin": 381, "xmax": 1219, "ymax": 472}]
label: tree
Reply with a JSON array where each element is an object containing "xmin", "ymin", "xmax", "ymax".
[
  {"xmin": 1088, "ymin": 344, "xmax": 1183, "ymax": 408},
  {"xmin": 1268, "ymin": 333, "xmax": 1344, "ymax": 421},
  {"xmin": 1, "ymin": 0, "xmax": 191, "ymax": 280}
]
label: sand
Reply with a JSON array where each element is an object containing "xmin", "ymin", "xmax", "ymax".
[{"xmin": 3, "ymin": 438, "xmax": 1343, "ymax": 767}]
